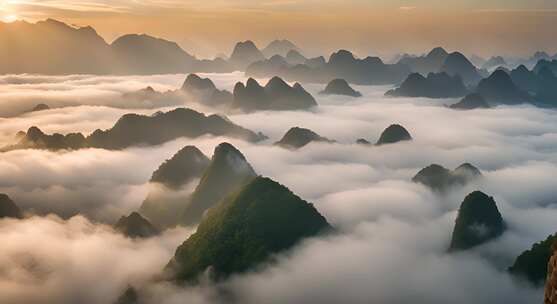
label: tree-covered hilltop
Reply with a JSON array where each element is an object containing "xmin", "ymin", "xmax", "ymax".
[
  {"xmin": 509, "ymin": 234, "xmax": 557, "ymax": 286},
  {"xmin": 150, "ymin": 146, "xmax": 210, "ymax": 190},
  {"xmin": 166, "ymin": 176, "xmax": 332, "ymax": 282},
  {"xmin": 449, "ymin": 191, "xmax": 505, "ymax": 251}
]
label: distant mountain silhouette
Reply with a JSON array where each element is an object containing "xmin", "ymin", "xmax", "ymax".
[
  {"xmin": 114, "ymin": 212, "xmax": 160, "ymax": 238},
  {"xmin": 476, "ymin": 70, "xmax": 531, "ymax": 105},
  {"xmin": 469, "ymin": 54, "xmax": 487, "ymax": 68},
  {"xmin": 0, "ymin": 19, "xmax": 112, "ymax": 74},
  {"xmin": 111, "ymin": 34, "xmax": 196, "ymax": 74},
  {"xmin": 535, "ymin": 67, "xmax": 557, "ymax": 106},
  {"xmin": 509, "ymin": 233, "xmax": 557, "ymax": 286},
  {"xmin": 412, "ymin": 163, "xmax": 482, "ymax": 191},
  {"xmin": 165, "ymin": 176, "xmax": 331, "ymax": 282},
  {"xmin": 482, "ymin": 56, "xmax": 507, "ymax": 70},
  {"xmin": 140, "ymin": 146, "xmax": 210, "ymax": 228},
  {"xmin": 285, "ymin": 50, "xmax": 307, "ymax": 65},
  {"xmin": 181, "ymin": 143, "xmax": 257, "ymax": 226},
  {"xmin": 181, "ymin": 74, "xmax": 233, "ymax": 106},
  {"xmin": 397, "ymin": 47, "xmax": 449, "ymax": 75},
  {"xmin": 232, "ymin": 77, "xmax": 317, "ymax": 111},
  {"xmin": 376, "ymin": 124, "xmax": 412, "ymax": 145},
  {"xmin": 1, "ymin": 126, "xmax": 87, "ymax": 152},
  {"xmin": 386, "ymin": 72, "xmax": 468, "ymax": 98},
  {"xmin": 120, "ymin": 86, "xmax": 186, "ymax": 108},
  {"xmin": 262, "ymin": 39, "xmax": 302, "ymax": 58},
  {"xmin": 306, "ymin": 56, "xmax": 327, "ymax": 68},
  {"xmin": 534, "ymin": 60, "xmax": 557, "ymax": 75},
  {"xmin": 275, "ymin": 127, "xmax": 334, "ymax": 149},
  {"xmin": 510, "ymin": 65, "xmax": 540, "ymax": 93},
  {"xmin": 320, "ymin": 79, "xmax": 362, "ymax": 97},
  {"xmin": 356, "ymin": 138, "xmax": 372, "ymax": 145},
  {"xmin": 2, "ymin": 109, "xmax": 265, "ymax": 152},
  {"xmin": 0, "ymin": 193, "xmax": 22, "ymax": 219},
  {"xmin": 449, "ymin": 191, "xmax": 505, "ymax": 251},
  {"xmin": 30, "ymin": 104, "xmax": 50, "ymax": 112},
  {"xmin": 440, "ymin": 52, "xmax": 482, "ymax": 85},
  {"xmin": 87, "ymin": 108, "xmax": 266, "ymax": 149},
  {"xmin": 325, "ymin": 50, "xmax": 411, "ymax": 85},
  {"xmin": 229, "ymin": 40, "xmax": 265, "ymax": 70},
  {"xmin": 246, "ymin": 49, "xmax": 410, "ymax": 85},
  {"xmin": 0, "ymin": 19, "xmax": 234, "ymax": 74},
  {"xmin": 450, "ymin": 93, "xmax": 490, "ymax": 110}
]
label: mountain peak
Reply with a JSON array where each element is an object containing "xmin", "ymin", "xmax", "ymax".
[
  {"xmin": 449, "ymin": 191, "xmax": 505, "ymax": 251},
  {"xmin": 376, "ymin": 124, "xmax": 412, "ymax": 145},
  {"xmin": 182, "ymin": 74, "xmax": 216, "ymax": 91},
  {"xmin": 114, "ymin": 212, "xmax": 159, "ymax": 238},
  {"xmin": 230, "ymin": 41, "xmax": 265, "ymax": 69},
  {"xmin": 413, "ymin": 163, "xmax": 481, "ymax": 191},
  {"xmin": 167, "ymin": 176, "xmax": 331, "ymax": 282},
  {"xmin": 320, "ymin": 79, "xmax": 362, "ymax": 97},
  {"xmin": 427, "ymin": 47, "xmax": 448, "ymax": 58},
  {"xmin": 181, "ymin": 143, "xmax": 257, "ymax": 226},
  {"xmin": 150, "ymin": 146, "xmax": 210, "ymax": 189}
]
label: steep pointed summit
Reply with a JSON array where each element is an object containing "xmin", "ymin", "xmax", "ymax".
[
  {"xmin": 449, "ymin": 191, "xmax": 505, "ymax": 251},
  {"xmin": 166, "ymin": 176, "xmax": 332, "ymax": 282},
  {"xmin": 181, "ymin": 143, "xmax": 257, "ymax": 226}
]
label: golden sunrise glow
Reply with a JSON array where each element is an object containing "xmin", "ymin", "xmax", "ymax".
[
  {"xmin": 2, "ymin": 14, "xmax": 18, "ymax": 22},
  {"xmin": 0, "ymin": 0, "xmax": 555, "ymax": 57}
]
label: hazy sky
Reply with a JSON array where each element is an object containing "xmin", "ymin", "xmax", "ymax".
[{"xmin": 1, "ymin": 0, "xmax": 557, "ymax": 58}]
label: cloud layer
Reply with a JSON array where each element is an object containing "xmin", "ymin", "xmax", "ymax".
[{"xmin": 0, "ymin": 73, "xmax": 556, "ymax": 303}]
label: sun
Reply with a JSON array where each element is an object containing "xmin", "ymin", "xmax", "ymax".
[{"xmin": 3, "ymin": 14, "xmax": 18, "ymax": 23}]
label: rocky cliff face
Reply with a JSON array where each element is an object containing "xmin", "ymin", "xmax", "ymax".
[{"xmin": 545, "ymin": 248, "xmax": 557, "ymax": 304}]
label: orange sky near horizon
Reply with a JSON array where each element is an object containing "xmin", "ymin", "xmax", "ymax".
[{"xmin": 1, "ymin": 1, "xmax": 556, "ymax": 59}]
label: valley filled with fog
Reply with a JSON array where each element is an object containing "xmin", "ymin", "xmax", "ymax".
[{"xmin": 1, "ymin": 72, "xmax": 556, "ymax": 304}]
